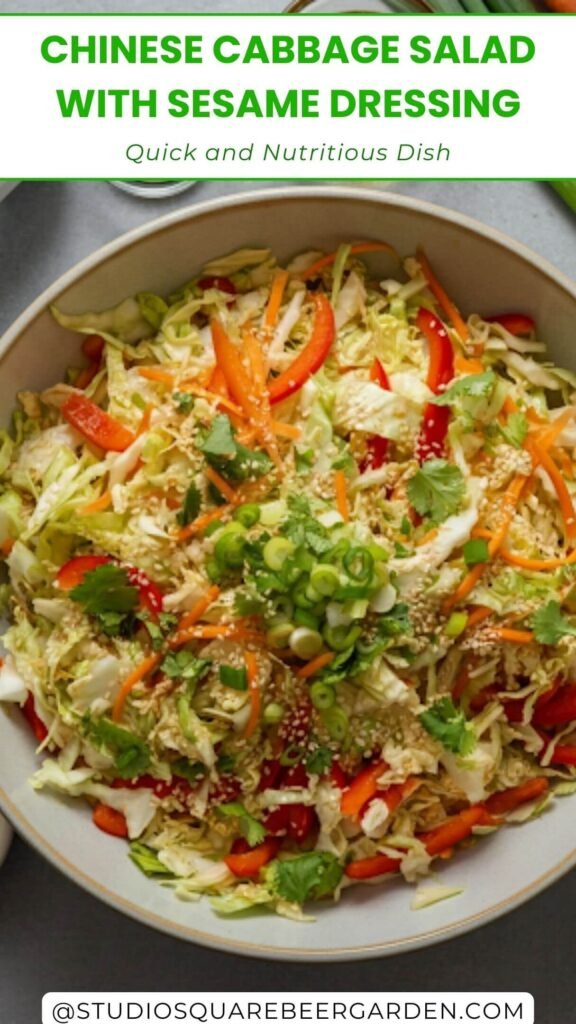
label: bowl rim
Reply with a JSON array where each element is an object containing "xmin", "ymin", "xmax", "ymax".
[{"xmin": 1, "ymin": 184, "xmax": 575, "ymax": 961}]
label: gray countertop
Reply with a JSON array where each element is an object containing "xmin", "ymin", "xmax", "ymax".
[{"xmin": 1, "ymin": 182, "xmax": 576, "ymax": 1021}]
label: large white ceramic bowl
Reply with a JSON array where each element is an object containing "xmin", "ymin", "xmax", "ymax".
[{"xmin": 1, "ymin": 187, "xmax": 575, "ymax": 960}]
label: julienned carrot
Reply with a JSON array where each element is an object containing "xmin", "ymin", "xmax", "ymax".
[
  {"xmin": 485, "ymin": 778, "xmax": 549, "ymax": 816},
  {"xmin": 381, "ymin": 777, "xmax": 420, "ymax": 814},
  {"xmin": 270, "ymin": 420, "xmax": 301, "ymax": 441},
  {"xmin": 296, "ymin": 651, "xmax": 335, "ymax": 679},
  {"xmin": 471, "ymin": 527, "xmax": 495, "ymax": 541},
  {"xmin": 466, "ymin": 606, "xmax": 493, "ymax": 630},
  {"xmin": 77, "ymin": 490, "xmax": 112, "ymax": 516},
  {"xmin": 177, "ymin": 505, "xmax": 231, "ymax": 542},
  {"xmin": 419, "ymin": 805, "xmax": 486, "ymax": 856},
  {"xmin": 177, "ymin": 585, "xmax": 220, "ymax": 633},
  {"xmin": 334, "ymin": 469, "xmax": 350, "ymax": 522},
  {"xmin": 443, "ymin": 474, "xmax": 530, "ymax": 611},
  {"xmin": 500, "ymin": 547, "xmax": 576, "ymax": 571},
  {"xmin": 92, "ymin": 803, "xmax": 128, "ymax": 838},
  {"xmin": 454, "ymin": 354, "xmax": 484, "ymax": 375},
  {"xmin": 531, "ymin": 441, "xmax": 576, "ymax": 541},
  {"xmin": 417, "ymin": 248, "xmax": 469, "ymax": 344},
  {"xmin": 242, "ymin": 327, "xmax": 281, "ymax": 467},
  {"xmin": 211, "ymin": 319, "xmax": 261, "ymax": 425},
  {"xmin": 180, "ymin": 382, "xmax": 245, "ymax": 419},
  {"xmin": 493, "ymin": 627, "xmax": 534, "ymax": 645},
  {"xmin": 340, "ymin": 761, "xmax": 388, "ymax": 818},
  {"xmin": 264, "ymin": 268, "xmax": 289, "ymax": 329},
  {"xmin": 243, "ymin": 650, "xmax": 261, "ymax": 740},
  {"xmin": 300, "ymin": 241, "xmax": 395, "ymax": 282},
  {"xmin": 537, "ymin": 408, "xmax": 575, "ymax": 451},
  {"xmin": 169, "ymin": 623, "xmax": 264, "ymax": 649},
  {"xmin": 112, "ymin": 653, "xmax": 161, "ymax": 722},
  {"xmin": 204, "ymin": 465, "xmax": 237, "ymax": 503},
  {"xmin": 138, "ymin": 367, "xmax": 175, "ymax": 386}
]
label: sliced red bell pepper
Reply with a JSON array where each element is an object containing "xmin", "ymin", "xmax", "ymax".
[
  {"xmin": 22, "ymin": 693, "xmax": 48, "ymax": 744},
  {"xmin": 268, "ymin": 292, "xmax": 335, "ymax": 405},
  {"xmin": 258, "ymin": 758, "xmax": 283, "ymax": 793},
  {"xmin": 287, "ymin": 804, "xmax": 317, "ymax": 842},
  {"xmin": 345, "ymin": 852, "xmax": 401, "ymax": 880},
  {"xmin": 361, "ymin": 358, "xmax": 390, "ymax": 472},
  {"xmin": 62, "ymin": 393, "xmax": 136, "ymax": 452},
  {"xmin": 533, "ymin": 684, "xmax": 576, "ymax": 729},
  {"xmin": 415, "ymin": 404, "xmax": 452, "ymax": 464},
  {"xmin": 418, "ymin": 308, "xmax": 455, "ymax": 393},
  {"xmin": 197, "ymin": 275, "xmax": 236, "ymax": 296},
  {"xmin": 485, "ymin": 313, "xmax": 535, "ymax": 337},
  {"xmin": 485, "ymin": 778, "xmax": 549, "ymax": 816},
  {"xmin": 415, "ymin": 308, "xmax": 455, "ymax": 464},
  {"xmin": 418, "ymin": 804, "xmax": 485, "ymax": 856},
  {"xmin": 82, "ymin": 334, "xmax": 106, "ymax": 362},
  {"xmin": 329, "ymin": 761, "xmax": 349, "ymax": 789},
  {"xmin": 340, "ymin": 760, "xmax": 388, "ymax": 818},
  {"xmin": 549, "ymin": 744, "xmax": 576, "ymax": 766},
  {"xmin": 92, "ymin": 802, "xmax": 129, "ymax": 838},
  {"xmin": 263, "ymin": 805, "xmax": 291, "ymax": 836},
  {"xmin": 224, "ymin": 837, "xmax": 279, "ymax": 878},
  {"xmin": 56, "ymin": 555, "xmax": 164, "ymax": 616},
  {"xmin": 56, "ymin": 555, "xmax": 111, "ymax": 591}
]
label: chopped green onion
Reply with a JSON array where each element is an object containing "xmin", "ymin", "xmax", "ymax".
[
  {"xmin": 280, "ymin": 742, "xmax": 303, "ymax": 767},
  {"xmin": 463, "ymin": 538, "xmax": 489, "ymax": 568},
  {"xmin": 445, "ymin": 612, "xmax": 469, "ymax": 638},
  {"xmin": 322, "ymin": 705, "xmax": 349, "ymax": 742},
  {"xmin": 259, "ymin": 500, "xmax": 286, "ymax": 527},
  {"xmin": 323, "ymin": 623, "xmax": 362, "ymax": 652},
  {"xmin": 263, "ymin": 702, "xmax": 285, "ymax": 724},
  {"xmin": 292, "ymin": 580, "xmax": 317, "ymax": 609},
  {"xmin": 289, "ymin": 626, "xmax": 324, "ymax": 660},
  {"xmin": 310, "ymin": 563, "xmax": 340, "ymax": 596},
  {"xmin": 266, "ymin": 621, "xmax": 294, "ymax": 649},
  {"xmin": 219, "ymin": 665, "xmax": 248, "ymax": 691},
  {"xmin": 214, "ymin": 526, "xmax": 246, "ymax": 569},
  {"xmin": 310, "ymin": 681, "xmax": 336, "ymax": 711},
  {"xmin": 205, "ymin": 558, "xmax": 222, "ymax": 582},
  {"xmin": 327, "ymin": 538, "xmax": 351, "ymax": 563},
  {"xmin": 263, "ymin": 536, "xmax": 295, "ymax": 571},
  {"xmin": 294, "ymin": 608, "xmax": 320, "ymax": 631},
  {"xmin": 233, "ymin": 503, "xmax": 261, "ymax": 528},
  {"xmin": 343, "ymin": 547, "xmax": 374, "ymax": 583}
]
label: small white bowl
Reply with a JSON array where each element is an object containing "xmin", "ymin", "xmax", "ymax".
[{"xmin": 1, "ymin": 187, "xmax": 575, "ymax": 960}]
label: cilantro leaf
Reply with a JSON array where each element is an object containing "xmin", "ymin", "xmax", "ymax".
[
  {"xmin": 70, "ymin": 565, "xmax": 139, "ymax": 626},
  {"xmin": 176, "ymin": 483, "xmax": 201, "ymax": 527},
  {"xmin": 432, "ymin": 372, "xmax": 495, "ymax": 407},
  {"xmin": 407, "ymin": 459, "xmax": 465, "ymax": 525},
  {"xmin": 129, "ymin": 842, "xmax": 173, "ymax": 877},
  {"xmin": 173, "ymin": 391, "xmax": 195, "ymax": 414},
  {"xmin": 161, "ymin": 652, "xmax": 211, "ymax": 696},
  {"xmin": 84, "ymin": 717, "xmax": 151, "ymax": 779},
  {"xmin": 198, "ymin": 415, "xmax": 237, "ymax": 458},
  {"xmin": 266, "ymin": 852, "xmax": 343, "ymax": 904},
  {"xmin": 532, "ymin": 600, "xmax": 576, "ymax": 645},
  {"xmin": 463, "ymin": 538, "xmax": 489, "ymax": 567},
  {"xmin": 219, "ymin": 664, "xmax": 248, "ymax": 691},
  {"xmin": 306, "ymin": 746, "xmax": 333, "ymax": 776},
  {"xmin": 498, "ymin": 411, "xmax": 528, "ymax": 450},
  {"xmin": 218, "ymin": 802, "xmax": 266, "ymax": 848},
  {"xmin": 420, "ymin": 697, "xmax": 476, "ymax": 757},
  {"xmin": 199, "ymin": 414, "xmax": 272, "ymax": 482}
]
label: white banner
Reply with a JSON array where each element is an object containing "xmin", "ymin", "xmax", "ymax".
[
  {"xmin": 42, "ymin": 993, "xmax": 535, "ymax": 1024},
  {"xmin": 0, "ymin": 13, "xmax": 573, "ymax": 179}
]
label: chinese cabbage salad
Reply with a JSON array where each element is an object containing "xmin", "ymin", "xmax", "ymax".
[{"xmin": 1, "ymin": 241, "xmax": 576, "ymax": 920}]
